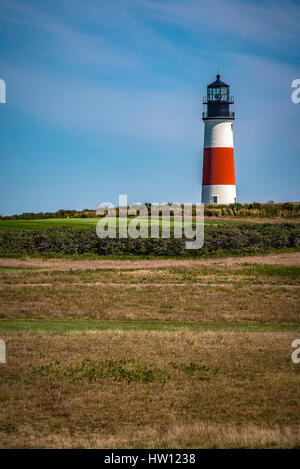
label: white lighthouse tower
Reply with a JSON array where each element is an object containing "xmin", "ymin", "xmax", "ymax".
[{"xmin": 202, "ymin": 75, "xmax": 237, "ymax": 205}]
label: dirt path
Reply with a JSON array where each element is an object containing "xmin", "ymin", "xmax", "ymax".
[
  {"xmin": 207, "ymin": 217, "xmax": 300, "ymax": 224},
  {"xmin": 0, "ymin": 282, "xmax": 298, "ymax": 288},
  {"xmin": 0, "ymin": 252, "xmax": 299, "ymax": 270}
]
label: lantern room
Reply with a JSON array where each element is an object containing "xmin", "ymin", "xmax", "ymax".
[{"xmin": 203, "ymin": 74, "xmax": 234, "ymax": 119}]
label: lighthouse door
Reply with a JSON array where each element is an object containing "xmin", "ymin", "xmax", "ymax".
[{"xmin": 212, "ymin": 196, "xmax": 218, "ymax": 204}]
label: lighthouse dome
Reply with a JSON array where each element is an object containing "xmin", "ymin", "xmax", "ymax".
[{"xmin": 208, "ymin": 74, "xmax": 229, "ymax": 88}]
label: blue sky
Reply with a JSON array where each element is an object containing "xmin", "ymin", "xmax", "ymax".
[{"xmin": 0, "ymin": 0, "xmax": 299, "ymax": 215}]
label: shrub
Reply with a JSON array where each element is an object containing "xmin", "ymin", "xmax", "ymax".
[{"xmin": 0, "ymin": 223, "xmax": 299, "ymax": 258}]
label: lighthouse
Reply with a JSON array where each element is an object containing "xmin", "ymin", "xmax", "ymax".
[{"xmin": 201, "ymin": 74, "xmax": 237, "ymax": 205}]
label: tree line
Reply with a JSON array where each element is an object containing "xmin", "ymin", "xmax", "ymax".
[{"xmin": 1, "ymin": 202, "xmax": 300, "ymax": 221}]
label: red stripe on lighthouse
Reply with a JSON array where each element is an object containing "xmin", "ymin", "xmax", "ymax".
[{"xmin": 202, "ymin": 147, "xmax": 235, "ymax": 185}]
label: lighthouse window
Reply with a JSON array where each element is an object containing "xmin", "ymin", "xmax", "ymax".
[
  {"xmin": 212, "ymin": 196, "xmax": 218, "ymax": 204},
  {"xmin": 221, "ymin": 87, "xmax": 228, "ymax": 100},
  {"xmin": 213, "ymin": 88, "xmax": 221, "ymax": 100},
  {"xmin": 208, "ymin": 86, "xmax": 229, "ymax": 101}
]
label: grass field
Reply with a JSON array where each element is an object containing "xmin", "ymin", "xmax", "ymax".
[
  {"xmin": 0, "ymin": 218, "xmax": 109, "ymax": 230},
  {"xmin": 0, "ymin": 251, "xmax": 299, "ymax": 448},
  {"xmin": 0, "ymin": 217, "xmax": 206, "ymax": 230},
  {"xmin": 0, "ymin": 216, "xmax": 286, "ymax": 231},
  {"xmin": 1, "ymin": 319, "xmax": 298, "ymax": 333},
  {"xmin": 0, "ymin": 261, "xmax": 299, "ymax": 326},
  {"xmin": 0, "ymin": 329, "xmax": 299, "ymax": 448}
]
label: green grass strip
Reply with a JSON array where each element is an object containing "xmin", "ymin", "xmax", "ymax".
[
  {"xmin": 0, "ymin": 217, "xmax": 269, "ymax": 231},
  {"xmin": 0, "ymin": 319, "xmax": 299, "ymax": 333}
]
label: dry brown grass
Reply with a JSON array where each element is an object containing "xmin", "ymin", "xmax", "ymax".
[
  {"xmin": 0, "ymin": 257, "xmax": 299, "ymax": 324},
  {"xmin": 2, "ymin": 422, "xmax": 300, "ymax": 449},
  {"xmin": 0, "ymin": 252, "xmax": 299, "ymax": 448},
  {"xmin": 0, "ymin": 262, "xmax": 299, "ymax": 285},
  {"xmin": 0, "ymin": 281, "xmax": 299, "ymax": 324},
  {"xmin": 0, "ymin": 330, "xmax": 299, "ymax": 448},
  {"xmin": 0, "ymin": 252, "xmax": 300, "ymax": 270},
  {"xmin": 206, "ymin": 217, "xmax": 300, "ymax": 224}
]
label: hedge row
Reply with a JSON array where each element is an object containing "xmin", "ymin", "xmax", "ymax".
[
  {"xmin": 1, "ymin": 203, "xmax": 300, "ymax": 221},
  {"xmin": 0, "ymin": 223, "xmax": 299, "ymax": 257}
]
